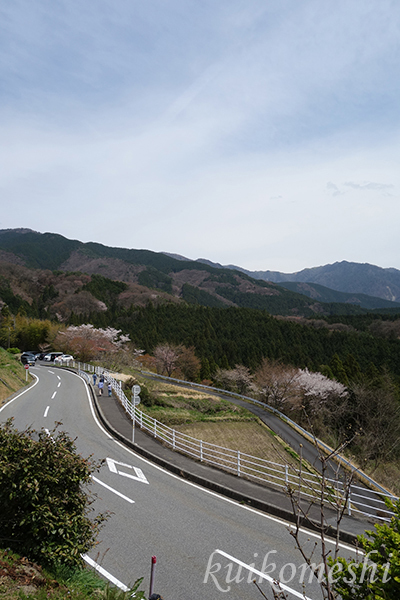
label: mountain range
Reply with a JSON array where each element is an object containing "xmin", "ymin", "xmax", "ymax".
[
  {"xmin": 0, "ymin": 228, "xmax": 399, "ymax": 320},
  {"xmin": 164, "ymin": 253, "xmax": 400, "ymax": 307}
]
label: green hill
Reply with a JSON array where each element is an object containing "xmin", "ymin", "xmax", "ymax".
[{"xmin": 0, "ymin": 228, "xmax": 371, "ymax": 317}]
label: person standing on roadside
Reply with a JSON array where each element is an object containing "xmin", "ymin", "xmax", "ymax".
[
  {"xmin": 93, "ymin": 373, "xmax": 97, "ymax": 386},
  {"xmin": 107, "ymin": 382, "xmax": 112, "ymax": 397},
  {"xmin": 98, "ymin": 380, "xmax": 104, "ymax": 396}
]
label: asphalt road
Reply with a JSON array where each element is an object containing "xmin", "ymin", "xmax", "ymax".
[
  {"xmin": 1, "ymin": 365, "xmax": 360, "ymax": 600},
  {"xmin": 141, "ymin": 374, "xmax": 392, "ymax": 522}
]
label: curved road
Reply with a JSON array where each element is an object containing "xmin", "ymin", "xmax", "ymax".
[
  {"xmin": 1, "ymin": 365, "xmax": 358, "ymax": 599},
  {"xmin": 141, "ymin": 374, "xmax": 392, "ymax": 520}
]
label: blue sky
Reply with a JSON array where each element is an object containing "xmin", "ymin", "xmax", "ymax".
[{"xmin": 1, "ymin": 0, "xmax": 400, "ymax": 272}]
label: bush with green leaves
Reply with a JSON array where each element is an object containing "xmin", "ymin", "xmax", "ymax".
[
  {"xmin": 0, "ymin": 418, "xmax": 107, "ymax": 568},
  {"xmin": 328, "ymin": 497, "xmax": 400, "ymax": 599}
]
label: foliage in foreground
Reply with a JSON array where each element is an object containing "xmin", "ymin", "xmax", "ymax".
[
  {"xmin": 0, "ymin": 419, "xmax": 107, "ymax": 569},
  {"xmin": 329, "ymin": 498, "xmax": 400, "ymax": 599},
  {"xmin": 0, "ymin": 547, "xmax": 146, "ymax": 599}
]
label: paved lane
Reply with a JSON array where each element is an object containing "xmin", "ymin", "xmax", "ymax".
[{"xmin": 1, "ymin": 366, "xmax": 358, "ymax": 599}]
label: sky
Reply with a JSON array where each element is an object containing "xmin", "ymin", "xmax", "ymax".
[{"xmin": 1, "ymin": 0, "xmax": 400, "ymax": 273}]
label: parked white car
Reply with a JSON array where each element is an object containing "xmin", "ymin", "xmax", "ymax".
[
  {"xmin": 54, "ymin": 354, "xmax": 74, "ymax": 364},
  {"xmin": 43, "ymin": 352, "xmax": 64, "ymax": 361}
]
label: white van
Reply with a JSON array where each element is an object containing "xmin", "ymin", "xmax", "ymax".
[{"xmin": 44, "ymin": 352, "xmax": 64, "ymax": 362}]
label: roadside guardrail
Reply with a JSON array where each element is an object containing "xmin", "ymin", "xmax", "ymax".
[{"xmin": 60, "ymin": 358, "xmax": 398, "ymax": 522}]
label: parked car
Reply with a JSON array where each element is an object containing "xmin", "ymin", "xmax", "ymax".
[
  {"xmin": 43, "ymin": 352, "xmax": 64, "ymax": 362},
  {"xmin": 21, "ymin": 353, "xmax": 36, "ymax": 366},
  {"xmin": 54, "ymin": 354, "xmax": 74, "ymax": 364}
]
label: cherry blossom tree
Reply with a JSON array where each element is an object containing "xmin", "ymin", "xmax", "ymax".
[
  {"xmin": 214, "ymin": 365, "xmax": 252, "ymax": 395},
  {"xmin": 254, "ymin": 359, "xmax": 299, "ymax": 409},
  {"xmin": 296, "ymin": 368, "xmax": 348, "ymax": 404},
  {"xmin": 154, "ymin": 343, "xmax": 181, "ymax": 377},
  {"xmin": 54, "ymin": 324, "xmax": 131, "ymax": 363}
]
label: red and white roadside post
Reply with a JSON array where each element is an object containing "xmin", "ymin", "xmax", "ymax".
[
  {"xmin": 24, "ymin": 364, "xmax": 29, "ymax": 381},
  {"xmin": 149, "ymin": 555, "xmax": 157, "ymax": 598}
]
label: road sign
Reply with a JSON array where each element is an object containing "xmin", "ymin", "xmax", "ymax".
[
  {"xmin": 132, "ymin": 384, "xmax": 141, "ymax": 395},
  {"xmin": 24, "ymin": 364, "xmax": 29, "ymax": 369},
  {"xmin": 133, "ymin": 396, "xmax": 141, "ymax": 405}
]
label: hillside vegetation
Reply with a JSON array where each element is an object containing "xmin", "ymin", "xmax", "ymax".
[
  {"xmin": 235, "ymin": 259, "xmax": 400, "ymax": 303},
  {"xmin": 0, "ymin": 347, "xmax": 31, "ymax": 405},
  {"xmin": 1, "ymin": 228, "xmax": 395, "ymax": 317},
  {"xmin": 2, "ymin": 228, "xmax": 400, "ymax": 495}
]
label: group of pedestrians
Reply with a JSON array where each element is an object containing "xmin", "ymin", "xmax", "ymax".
[{"xmin": 92, "ymin": 372, "xmax": 112, "ymax": 397}]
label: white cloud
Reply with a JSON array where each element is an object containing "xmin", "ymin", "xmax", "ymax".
[
  {"xmin": 1, "ymin": 0, "xmax": 400, "ymax": 272},
  {"xmin": 344, "ymin": 181, "xmax": 394, "ymax": 192}
]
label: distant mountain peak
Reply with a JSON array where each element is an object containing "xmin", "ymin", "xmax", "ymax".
[
  {"xmin": 1, "ymin": 227, "xmax": 400, "ymax": 308},
  {"xmin": 0, "ymin": 227, "xmax": 37, "ymax": 235}
]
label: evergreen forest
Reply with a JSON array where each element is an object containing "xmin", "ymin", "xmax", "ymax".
[{"xmin": 69, "ymin": 302, "xmax": 400, "ymax": 382}]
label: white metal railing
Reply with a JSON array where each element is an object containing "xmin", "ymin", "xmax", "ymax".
[
  {"xmin": 58, "ymin": 359, "xmax": 398, "ymax": 522},
  {"xmin": 140, "ymin": 371, "xmax": 394, "ymax": 499}
]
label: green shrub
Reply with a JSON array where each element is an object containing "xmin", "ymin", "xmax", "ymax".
[
  {"xmin": 329, "ymin": 497, "xmax": 400, "ymax": 599},
  {"xmin": 7, "ymin": 347, "xmax": 21, "ymax": 355},
  {"xmin": 124, "ymin": 379, "xmax": 163, "ymax": 407},
  {"xmin": 0, "ymin": 419, "xmax": 108, "ymax": 568}
]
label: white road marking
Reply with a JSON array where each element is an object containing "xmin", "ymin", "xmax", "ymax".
[
  {"xmin": 112, "ymin": 435, "xmax": 358, "ymax": 551},
  {"xmin": 51, "ymin": 391, "xmax": 57, "ymax": 399},
  {"xmin": 74, "ymin": 369, "xmax": 357, "ymax": 553},
  {"xmin": 82, "ymin": 554, "xmax": 128, "ymax": 591},
  {"xmin": 92, "ymin": 475, "xmax": 135, "ymax": 504},
  {"xmin": 106, "ymin": 458, "xmax": 149, "ymax": 484},
  {"xmin": 57, "ymin": 375, "xmax": 61, "ymax": 380},
  {"xmin": 70, "ymin": 371, "xmax": 113, "ymax": 439},
  {"xmin": 0, "ymin": 374, "xmax": 39, "ymax": 413},
  {"xmin": 48, "ymin": 370, "xmax": 54, "ymax": 374},
  {"xmin": 44, "ymin": 406, "xmax": 50, "ymax": 418},
  {"xmin": 57, "ymin": 381, "xmax": 61, "ymax": 388},
  {"xmin": 214, "ymin": 549, "xmax": 313, "ymax": 600},
  {"xmin": 7, "ymin": 367, "xmax": 358, "ymax": 596}
]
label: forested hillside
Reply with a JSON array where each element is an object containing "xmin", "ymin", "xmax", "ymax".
[
  {"xmin": 1, "ymin": 228, "xmax": 398, "ymax": 316},
  {"xmin": 68, "ymin": 303, "xmax": 400, "ymax": 381}
]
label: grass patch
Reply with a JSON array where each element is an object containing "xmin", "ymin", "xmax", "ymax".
[
  {"xmin": 138, "ymin": 383, "xmax": 256, "ymax": 427},
  {"xmin": 0, "ymin": 548, "xmax": 103, "ymax": 599},
  {"xmin": 132, "ymin": 376, "xmax": 313, "ymax": 472},
  {"xmin": 359, "ymin": 459, "xmax": 400, "ymax": 496},
  {"xmin": 176, "ymin": 421, "xmax": 300, "ymax": 468},
  {"xmin": 0, "ymin": 548, "xmax": 145, "ymax": 599},
  {"xmin": 0, "ymin": 348, "xmax": 31, "ymax": 405}
]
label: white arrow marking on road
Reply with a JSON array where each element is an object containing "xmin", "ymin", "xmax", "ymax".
[{"xmin": 106, "ymin": 458, "xmax": 149, "ymax": 484}]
